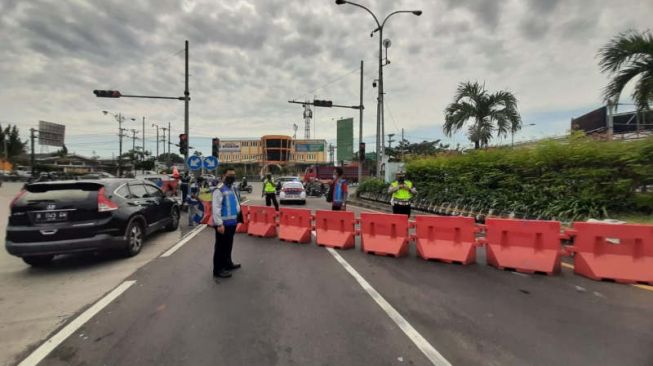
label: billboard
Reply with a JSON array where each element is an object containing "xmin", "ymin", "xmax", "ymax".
[
  {"xmin": 337, "ymin": 118, "xmax": 353, "ymax": 162},
  {"xmin": 296, "ymin": 143, "xmax": 324, "ymax": 152},
  {"xmin": 38, "ymin": 121, "xmax": 65, "ymax": 147},
  {"xmin": 220, "ymin": 141, "xmax": 241, "ymax": 152}
]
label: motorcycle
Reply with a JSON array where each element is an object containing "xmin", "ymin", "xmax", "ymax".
[{"xmin": 238, "ymin": 182, "xmax": 253, "ymax": 193}]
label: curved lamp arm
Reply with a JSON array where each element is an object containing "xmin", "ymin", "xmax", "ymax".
[
  {"xmin": 381, "ymin": 10, "xmax": 422, "ymax": 28},
  {"xmin": 337, "ymin": 0, "xmax": 381, "ymax": 28}
]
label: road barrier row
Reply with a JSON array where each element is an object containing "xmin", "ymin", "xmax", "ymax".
[{"xmin": 239, "ymin": 205, "xmax": 653, "ymax": 286}]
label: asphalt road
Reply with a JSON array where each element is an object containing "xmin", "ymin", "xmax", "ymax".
[{"xmin": 16, "ymin": 190, "xmax": 653, "ymax": 365}]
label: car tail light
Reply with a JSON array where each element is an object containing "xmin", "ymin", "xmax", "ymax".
[
  {"xmin": 9, "ymin": 189, "xmax": 26, "ymax": 209},
  {"xmin": 98, "ymin": 187, "xmax": 118, "ymax": 212}
]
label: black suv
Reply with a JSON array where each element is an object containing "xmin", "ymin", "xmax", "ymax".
[{"xmin": 5, "ymin": 179, "xmax": 180, "ymax": 266}]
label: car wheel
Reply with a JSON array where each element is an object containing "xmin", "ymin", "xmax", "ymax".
[
  {"xmin": 124, "ymin": 219, "xmax": 145, "ymax": 257},
  {"xmin": 22, "ymin": 255, "xmax": 54, "ymax": 267},
  {"xmin": 300, "ymin": 200, "xmax": 306, "ymax": 205},
  {"xmin": 166, "ymin": 207, "xmax": 180, "ymax": 231}
]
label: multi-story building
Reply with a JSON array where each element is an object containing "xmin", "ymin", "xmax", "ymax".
[{"xmin": 217, "ymin": 135, "xmax": 327, "ymax": 165}]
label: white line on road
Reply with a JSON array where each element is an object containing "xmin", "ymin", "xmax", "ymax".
[
  {"xmin": 325, "ymin": 247, "xmax": 452, "ymax": 366},
  {"xmin": 161, "ymin": 224, "xmax": 207, "ymax": 257},
  {"xmin": 18, "ymin": 280, "xmax": 137, "ymax": 366}
]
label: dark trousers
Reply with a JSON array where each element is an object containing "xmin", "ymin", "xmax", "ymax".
[
  {"xmin": 392, "ymin": 204, "xmax": 411, "ymax": 216},
  {"xmin": 213, "ymin": 225, "xmax": 237, "ymax": 274},
  {"xmin": 180, "ymin": 183, "xmax": 189, "ymax": 203},
  {"xmin": 265, "ymin": 193, "xmax": 279, "ymax": 210}
]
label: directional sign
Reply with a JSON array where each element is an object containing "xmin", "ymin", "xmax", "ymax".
[
  {"xmin": 203, "ymin": 156, "xmax": 218, "ymax": 170},
  {"xmin": 186, "ymin": 156, "xmax": 202, "ymax": 171}
]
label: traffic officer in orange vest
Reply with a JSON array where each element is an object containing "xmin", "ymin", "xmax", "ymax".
[{"xmin": 387, "ymin": 171, "xmax": 417, "ymax": 216}]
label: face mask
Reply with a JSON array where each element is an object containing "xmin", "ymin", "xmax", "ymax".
[{"xmin": 225, "ymin": 176, "xmax": 236, "ymax": 185}]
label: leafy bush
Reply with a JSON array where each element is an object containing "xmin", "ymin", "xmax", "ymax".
[
  {"xmin": 399, "ymin": 135, "xmax": 653, "ymax": 221},
  {"xmin": 356, "ymin": 178, "xmax": 389, "ymax": 197}
]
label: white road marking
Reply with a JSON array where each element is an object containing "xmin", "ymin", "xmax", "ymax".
[
  {"xmin": 18, "ymin": 280, "xmax": 136, "ymax": 366},
  {"xmin": 161, "ymin": 224, "xmax": 207, "ymax": 257},
  {"xmin": 325, "ymin": 247, "xmax": 452, "ymax": 366}
]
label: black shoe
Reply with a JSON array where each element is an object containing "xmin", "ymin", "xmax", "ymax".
[
  {"xmin": 226, "ymin": 263, "xmax": 241, "ymax": 271},
  {"xmin": 213, "ymin": 270, "xmax": 232, "ymax": 278}
]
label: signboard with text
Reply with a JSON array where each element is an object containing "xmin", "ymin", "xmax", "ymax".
[
  {"xmin": 295, "ymin": 143, "xmax": 325, "ymax": 152},
  {"xmin": 337, "ymin": 118, "xmax": 353, "ymax": 161},
  {"xmin": 220, "ymin": 141, "xmax": 241, "ymax": 152}
]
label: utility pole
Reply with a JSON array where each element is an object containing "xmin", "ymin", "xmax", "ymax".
[
  {"xmin": 161, "ymin": 127, "xmax": 168, "ymax": 167},
  {"xmin": 117, "ymin": 113, "xmax": 124, "ymax": 177},
  {"xmin": 358, "ymin": 60, "xmax": 364, "ymax": 184},
  {"xmin": 3, "ymin": 133, "xmax": 8, "ymax": 162},
  {"xmin": 142, "ymin": 116, "xmax": 146, "ymax": 159},
  {"xmin": 130, "ymin": 129, "xmax": 139, "ymax": 164},
  {"xmin": 168, "ymin": 121, "xmax": 172, "ymax": 160},
  {"xmin": 184, "ymin": 40, "xmax": 190, "ymax": 162},
  {"xmin": 387, "ymin": 133, "xmax": 395, "ymax": 148},
  {"xmin": 30, "ymin": 128, "xmax": 36, "ymax": 176}
]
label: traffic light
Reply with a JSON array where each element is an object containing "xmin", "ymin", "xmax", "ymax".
[
  {"xmin": 212, "ymin": 138, "xmax": 220, "ymax": 157},
  {"xmin": 93, "ymin": 90, "xmax": 121, "ymax": 98},
  {"xmin": 179, "ymin": 133, "xmax": 188, "ymax": 155},
  {"xmin": 313, "ymin": 99, "xmax": 333, "ymax": 107},
  {"xmin": 359, "ymin": 142, "xmax": 366, "ymax": 161}
]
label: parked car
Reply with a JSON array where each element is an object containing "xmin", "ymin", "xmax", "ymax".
[
  {"xmin": 5, "ymin": 178, "xmax": 180, "ymax": 266},
  {"xmin": 279, "ymin": 181, "xmax": 306, "ymax": 205}
]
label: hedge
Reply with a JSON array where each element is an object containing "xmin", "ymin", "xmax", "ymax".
[{"xmin": 361, "ymin": 135, "xmax": 653, "ymax": 221}]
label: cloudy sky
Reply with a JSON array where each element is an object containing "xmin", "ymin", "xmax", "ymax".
[{"xmin": 1, "ymin": 0, "xmax": 652, "ymax": 157}]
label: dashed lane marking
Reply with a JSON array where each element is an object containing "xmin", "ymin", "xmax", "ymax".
[{"xmin": 18, "ymin": 281, "xmax": 137, "ymax": 366}]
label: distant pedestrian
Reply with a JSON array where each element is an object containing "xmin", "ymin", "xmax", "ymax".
[
  {"xmin": 211, "ymin": 167, "xmax": 242, "ymax": 279},
  {"xmin": 388, "ymin": 171, "xmax": 417, "ymax": 216},
  {"xmin": 262, "ymin": 174, "xmax": 279, "ymax": 211},
  {"xmin": 330, "ymin": 167, "xmax": 348, "ymax": 211},
  {"xmin": 180, "ymin": 171, "xmax": 190, "ymax": 204},
  {"xmin": 186, "ymin": 186, "xmax": 200, "ymax": 227}
]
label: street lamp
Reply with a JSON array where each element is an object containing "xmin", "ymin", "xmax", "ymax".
[{"xmin": 335, "ymin": 0, "xmax": 421, "ymax": 178}]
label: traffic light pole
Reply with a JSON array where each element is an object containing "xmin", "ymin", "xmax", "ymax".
[{"xmin": 184, "ymin": 40, "xmax": 190, "ymax": 162}]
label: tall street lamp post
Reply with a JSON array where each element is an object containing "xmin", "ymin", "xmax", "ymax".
[{"xmin": 335, "ymin": 0, "xmax": 421, "ymax": 178}]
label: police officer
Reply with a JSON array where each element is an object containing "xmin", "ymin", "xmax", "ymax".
[
  {"xmin": 212, "ymin": 167, "xmax": 241, "ymax": 279},
  {"xmin": 262, "ymin": 173, "xmax": 279, "ymax": 210},
  {"xmin": 388, "ymin": 171, "xmax": 417, "ymax": 216}
]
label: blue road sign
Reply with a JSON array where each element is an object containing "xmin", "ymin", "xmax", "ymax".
[
  {"xmin": 186, "ymin": 156, "xmax": 202, "ymax": 171},
  {"xmin": 203, "ymin": 156, "xmax": 218, "ymax": 170}
]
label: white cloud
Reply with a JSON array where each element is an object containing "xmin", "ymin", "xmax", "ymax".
[{"xmin": 0, "ymin": 0, "xmax": 652, "ymax": 156}]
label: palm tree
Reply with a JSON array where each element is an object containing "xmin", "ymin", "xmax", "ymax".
[
  {"xmin": 598, "ymin": 30, "xmax": 653, "ymax": 111},
  {"xmin": 443, "ymin": 81, "xmax": 521, "ymax": 149}
]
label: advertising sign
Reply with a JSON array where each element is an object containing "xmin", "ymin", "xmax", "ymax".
[
  {"xmin": 220, "ymin": 141, "xmax": 241, "ymax": 152},
  {"xmin": 337, "ymin": 118, "xmax": 354, "ymax": 161},
  {"xmin": 296, "ymin": 143, "xmax": 325, "ymax": 152},
  {"xmin": 38, "ymin": 121, "xmax": 65, "ymax": 147}
]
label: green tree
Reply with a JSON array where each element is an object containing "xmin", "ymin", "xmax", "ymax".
[
  {"xmin": 0, "ymin": 124, "xmax": 27, "ymax": 162},
  {"xmin": 598, "ymin": 30, "xmax": 653, "ymax": 111},
  {"xmin": 443, "ymin": 81, "xmax": 522, "ymax": 149},
  {"xmin": 158, "ymin": 152, "xmax": 184, "ymax": 164}
]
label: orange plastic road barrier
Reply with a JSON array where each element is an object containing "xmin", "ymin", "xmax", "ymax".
[
  {"xmin": 414, "ymin": 215, "xmax": 477, "ymax": 264},
  {"xmin": 236, "ymin": 205, "xmax": 250, "ymax": 233},
  {"xmin": 315, "ymin": 210, "xmax": 356, "ymax": 249},
  {"xmin": 485, "ymin": 218, "xmax": 562, "ymax": 275},
  {"xmin": 360, "ymin": 213, "xmax": 410, "ymax": 257},
  {"xmin": 278, "ymin": 208, "xmax": 312, "ymax": 243},
  {"xmin": 570, "ymin": 222, "xmax": 653, "ymax": 285},
  {"xmin": 247, "ymin": 205, "xmax": 277, "ymax": 238}
]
